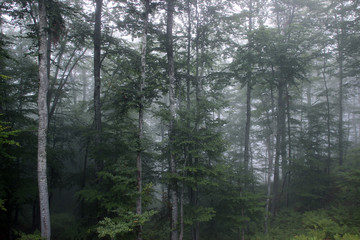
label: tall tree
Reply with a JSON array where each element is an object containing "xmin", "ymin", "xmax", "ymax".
[
  {"xmin": 336, "ymin": 0, "xmax": 345, "ymax": 166},
  {"xmin": 321, "ymin": 50, "xmax": 332, "ymax": 174},
  {"xmin": 166, "ymin": 0, "xmax": 178, "ymax": 239},
  {"xmin": 179, "ymin": 0, "xmax": 192, "ymax": 239},
  {"xmin": 136, "ymin": 1, "xmax": 150, "ymax": 239},
  {"xmin": 244, "ymin": 0, "xmax": 253, "ymax": 178},
  {"xmin": 37, "ymin": 0, "xmax": 51, "ymax": 239},
  {"xmin": 94, "ymin": 0, "xmax": 103, "ymax": 171},
  {"xmin": 242, "ymin": 1, "xmax": 254, "ymax": 238}
]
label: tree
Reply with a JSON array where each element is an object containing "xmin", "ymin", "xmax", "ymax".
[
  {"xmin": 335, "ymin": 0, "xmax": 345, "ymax": 166},
  {"xmin": 166, "ymin": 1, "xmax": 178, "ymax": 239},
  {"xmin": 136, "ymin": 1, "xmax": 150, "ymax": 239},
  {"xmin": 37, "ymin": 0, "xmax": 51, "ymax": 239},
  {"xmin": 94, "ymin": 0, "xmax": 103, "ymax": 172}
]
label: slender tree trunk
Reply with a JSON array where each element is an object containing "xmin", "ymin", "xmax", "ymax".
[
  {"xmin": 46, "ymin": 31, "xmax": 51, "ymax": 81},
  {"xmin": 180, "ymin": 91, "xmax": 190, "ymax": 239},
  {"xmin": 286, "ymin": 85, "xmax": 291, "ymax": 161},
  {"xmin": 272, "ymin": 79, "xmax": 285, "ymax": 216},
  {"xmin": 37, "ymin": 0, "xmax": 51, "ymax": 239},
  {"xmin": 242, "ymin": 1, "xmax": 253, "ymax": 238},
  {"xmin": 166, "ymin": 1, "xmax": 178, "ymax": 239},
  {"xmin": 241, "ymin": 191, "xmax": 245, "ymax": 240},
  {"xmin": 80, "ymin": 140, "xmax": 89, "ymax": 218},
  {"xmin": 136, "ymin": 1, "xmax": 149, "ymax": 240},
  {"xmin": 244, "ymin": 0, "xmax": 253, "ymax": 176},
  {"xmin": 179, "ymin": 194, "xmax": 184, "ymax": 240},
  {"xmin": 337, "ymin": 7, "xmax": 345, "ymax": 166},
  {"xmin": 285, "ymin": 84, "xmax": 291, "ymax": 207},
  {"xmin": 264, "ymin": 84, "xmax": 275, "ymax": 233},
  {"xmin": 47, "ymin": 38, "xmax": 65, "ymax": 113},
  {"xmin": 332, "ymin": 1, "xmax": 346, "ymax": 166},
  {"xmin": 180, "ymin": 1, "xmax": 194, "ymax": 239},
  {"xmin": 179, "ymin": 1, "xmax": 192, "ymax": 239},
  {"xmin": 82, "ymin": 69, "xmax": 87, "ymax": 102},
  {"xmin": 192, "ymin": 2, "xmax": 201, "ymax": 238},
  {"xmin": 338, "ymin": 52, "xmax": 344, "ymax": 166},
  {"xmin": 186, "ymin": 0, "xmax": 191, "ymax": 113},
  {"xmin": 71, "ymin": 73, "xmax": 77, "ymax": 104},
  {"xmin": 48, "ymin": 47, "xmax": 87, "ymax": 125},
  {"xmin": 244, "ymin": 80, "xmax": 251, "ymax": 174},
  {"xmin": 322, "ymin": 52, "xmax": 331, "ymax": 174},
  {"xmin": 94, "ymin": 0, "xmax": 103, "ymax": 171},
  {"xmin": 264, "ymin": 131, "xmax": 274, "ymax": 234}
]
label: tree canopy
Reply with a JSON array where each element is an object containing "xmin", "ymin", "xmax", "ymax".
[{"xmin": 0, "ymin": 0, "xmax": 360, "ymax": 239}]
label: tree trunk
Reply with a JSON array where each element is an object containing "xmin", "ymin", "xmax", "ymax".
[
  {"xmin": 244, "ymin": 80, "xmax": 251, "ymax": 174},
  {"xmin": 264, "ymin": 129, "xmax": 274, "ymax": 234},
  {"xmin": 186, "ymin": 0, "xmax": 191, "ymax": 113},
  {"xmin": 265, "ymin": 82, "xmax": 276, "ymax": 233},
  {"xmin": 48, "ymin": 47, "xmax": 87, "ymax": 125},
  {"xmin": 94, "ymin": 0, "xmax": 103, "ymax": 172},
  {"xmin": 80, "ymin": 140, "xmax": 89, "ymax": 218},
  {"xmin": 242, "ymin": 1, "xmax": 253, "ymax": 238},
  {"xmin": 191, "ymin": 2, "xmax": 201, "ymax": 238},
  {"xmin": 322, "ymin": 51, "xmax": 331, "ymax": 174},
  {"xmin": 166, "ymin": 1, "xmax": 178, "ymax": 239},
  {"xmin": 244, "ymin": 0, "xmax": 253, "ymax": 176},
  {"xmin": 337, "ymin": 6, "xmax": 345, "ymax": 166},
  {"xmin": 285, "ymin": 84, "xmax": 291, "ymax": 207},
  {"xmin": 272, "ymin": 79, "xmax": 285, "ymax": 216},
  {"xmin": 37, "ymin": 0, "xmax": 51, "ymax": 239},
  {"xmin": 180, "ymin": 1, "xmax": 192, "ymax": 239},
  {"xmin": 82, "ymin": 68, "xmax": 87, "ymax": 102},
  {"xmin": 136, "ymin": 1, "xmax": 149, "ymax": 240},
  {"xmin": 179, "ymin": 183, "xmax": 184, "ymax": 240}
]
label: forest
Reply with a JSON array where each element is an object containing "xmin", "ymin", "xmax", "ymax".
[{"xmin": 0, "ymin": 0, "xmax": 360, "ymax": 239}]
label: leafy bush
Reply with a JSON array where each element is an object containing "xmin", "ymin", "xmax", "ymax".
[
  {"xmin": 334, "ymin": 233, "xmax": 360, "ymax": 240},
  {"xmin": 291, "ymin": 230, "xmax": 325, "ymax": 240},
  {"xmin": 302, "ymin": 210, "xmax": 343, "ymax": 237},
  {"xmin": 15, "ymin": 231, "xmax": 43, "ymax": 240},
  {"xmin": 96, "ymin": 209, "xmax": 157, "ymax": 239}
]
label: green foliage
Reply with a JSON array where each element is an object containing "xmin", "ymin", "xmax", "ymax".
[
  {"xmin": 334, "ymin": 233, "xmax": 360, "ymax": 240},
  {"xmin": 301, "ymin": 210, "xmax": 343, "ymax": 238},
  {"xmin": 15, "ymin": 231, "xmax": 43, "ymax": 240},
  {"xmin": 51, "ymin": 213, "xmax": 82, "ymax": 240},
  {"xmin": 258, "ymin": 208, "xmax": 360, "ymax": 240},
  {"xmin": 198, "ymin": 164, "xmax": 265, "ymax": 240},
  {"xmin": 1, "ymin": 1, "xmax": 360, "ymax": 239},
  {"xmin": 184, "ymin": 206, "xmax": 216, "ymax": 225},
  {"xmin": 0, "ymin": 199, "xmax": 5, "ymax": 212},
  {"xmin": 291, "ymin": 231, "xmax": 326, "ymax": 240},
  {"xmin": 0, "ymin": 120, "xmax": 20, "ymax": 159},
  {"xmin": 265, "ymin": 209, "xmax": 304, "ymax": 240},
  {"xmin": 252, "ymin": 154, "xmax": 360, "ymax": 239},
  {"xmin": 77, "ymin": 162, "xmax": 137, "ymax": 212},
  {"xmin": 289, "ymin": 156, "xmax": 331, "ymax": 210},
  {"xmin": 97, "ymin": 210, "xmax": 157, "ymax": 239}
]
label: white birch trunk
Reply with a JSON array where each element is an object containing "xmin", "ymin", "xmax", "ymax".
[{"xmin": 37, "ymin": 0, "xmax": 51, "ymax": 239}]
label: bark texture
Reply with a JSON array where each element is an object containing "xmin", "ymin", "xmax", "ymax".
[
  {"xmin": 37, "ymin": 0, "xmax": 51, "ymax": 239},
  {"xmin": 272, "ymin": 80, "xmax": 286, "ymax": 216},
  {"xmin": 136, "ymin": 1, "xmax": 149, "ymax": 239},
  {"xmin": 337, "ymin": 6, "xmax": 345, "ymax": 166},
  {"xmin": 166, "ymin": 1, "xmax": 178, "ymax": 239},
  {"xmin": 94, "ymin": 0, "xmax": 103, "ymax": 171}
]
